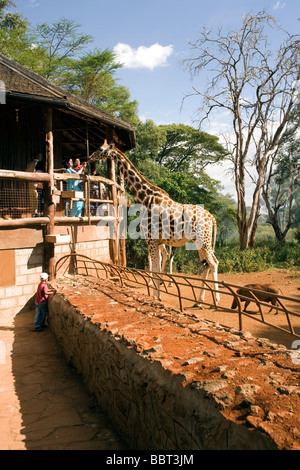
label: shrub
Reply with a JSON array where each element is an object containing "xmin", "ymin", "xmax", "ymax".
[{"xmin": 126, "ymin": 239, "xmax": 300, "ymax": 274}]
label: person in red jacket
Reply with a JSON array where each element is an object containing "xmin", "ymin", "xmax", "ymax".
[{"xmin": 33, "ymin": 273, "xmax": 56, "ymax": 331}]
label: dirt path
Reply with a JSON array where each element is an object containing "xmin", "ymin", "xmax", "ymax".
[
  {"xmin": 131, "ymin": 269, "xmax": 300, "ymax": 349},
  {"xmin": 194, "ymin": 269, "xmax": 300, "ymax": 348}
]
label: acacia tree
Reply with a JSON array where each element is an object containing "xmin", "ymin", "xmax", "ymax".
[
  {"xmin": 60, "ymin": 49, "xmax": 139, "ymax": 125},
  {"xmin": 156, "ymin": 123, "xmax": 227, "ymax": 176},
  {"xmin": 131, "ymin": 120, "xmax": 226, "ymax": 173},
  {"xmin": 30, "ymin": 18, "xmax": 92, "ymax": 80},
  {"xmin": 0, "ymin": 0, "xmax": 30, "ymax": 59},
  {"xmin": 183, "ymin": 11, "xmax": 300, "ymax": 249}
]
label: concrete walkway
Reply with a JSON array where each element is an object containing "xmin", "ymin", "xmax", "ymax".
[{"xmin": 0, "ymin": 310, "xmax": 128, "ymax": 450}]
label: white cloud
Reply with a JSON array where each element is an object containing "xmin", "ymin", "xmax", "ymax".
[
  {"xmin": 27, "ymin": 0, "xmax": 40, "ymax": 7},
  {"xmin": 113, "ymin": 42, "xmax": 173, "ymax": 70},
  {"xmin": 273, "ymin": 1, "xmax": 286, "ymax": 10}
]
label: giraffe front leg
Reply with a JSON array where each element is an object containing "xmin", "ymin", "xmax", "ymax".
[{"xmin": 148, "ymin": 241, "xmax": 161, "ymax": 300}]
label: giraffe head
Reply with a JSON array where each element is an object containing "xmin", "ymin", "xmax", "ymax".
[{"xmin": 87, "ymin": 140, "xmax": 115, "ymax": 163}]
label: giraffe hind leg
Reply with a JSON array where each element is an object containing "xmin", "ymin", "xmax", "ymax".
[
  {"xmin": 168, "ymin": 246, "xmax": 175, "ymax": 287},
  {"xmin": 193, "ymin": 249, "xmax": 220, "ymax": 308},
  {"xmin": 160, "ymin": 244, "xmax": 168, "ymax": 272}
]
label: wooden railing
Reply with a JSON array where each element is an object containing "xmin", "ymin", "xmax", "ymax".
[
  {"xmin": 0, "ymin": 167, "xmax": 126, "ymax": 276},
  {"xmin": 0, "ymin": 169, "xmax": 121, "ymax": 226}
]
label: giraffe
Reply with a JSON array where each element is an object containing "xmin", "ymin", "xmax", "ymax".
[{"xmin": 88, "ymin": 141, "xmax": 220, "ymax": 307}]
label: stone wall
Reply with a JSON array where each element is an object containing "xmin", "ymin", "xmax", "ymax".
[{"xmin": 48, "ymin": 276, "xmax": 300, "ymax": 450}]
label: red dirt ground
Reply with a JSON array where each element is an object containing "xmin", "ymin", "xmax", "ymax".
[{"xmin": 129, "ymin": 268, "xmax": 300, "ymax": 348}]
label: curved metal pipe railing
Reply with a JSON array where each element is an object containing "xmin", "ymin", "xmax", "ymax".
[{"xmin": 55, "ymin": 253, "xmax": 300, "ymax": 340}]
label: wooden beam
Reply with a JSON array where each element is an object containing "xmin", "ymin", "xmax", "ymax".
[
  {"xmin": 107, "ymin": 157, "xmax": 118, "ymax": 265},
  {"xmin": 0, "ymin": 169, "xmax": 50, "ymax": 182},
  {"xmin": 53, "ymin": 172, "xmax": 122, "ymax": 190},
  {"xmin": 119, "ymin": 173, "xmax": 127, "ymax": 267},
  {"xmin": 0, "ymin": 217, "xmax": 49, "ymax": 227},
  {"xmin": 44, "ymin": 107, "xmax": 55, "ymax": 280},
  {"xmin": 54, "ymin": 215, "xmax": 116, "ymax": 224}
]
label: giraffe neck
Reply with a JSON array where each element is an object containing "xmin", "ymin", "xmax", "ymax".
[{"xmin": 110, "ymin": 150, "xmax": 169, "ymax": 207}]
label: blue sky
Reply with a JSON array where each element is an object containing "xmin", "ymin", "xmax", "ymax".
[
  {"xmin": 15, "ymin": 0, "xmax": 299, "ymax": 199},
  {"xmin": 16, "ymin": 0, "xmax": 299, "ymax": 126}
]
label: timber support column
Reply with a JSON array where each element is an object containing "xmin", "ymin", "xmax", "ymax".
[
  {"xmin": 44, "ymin": 107, "xmax": 55, "ymax": 280},
  {"xmin": 107, "ymin": 157, "xmax": 119, "ymax": 265},
  {"xmin": 118, "ymin": 173, "xmax": 127, "ymax": 267}
]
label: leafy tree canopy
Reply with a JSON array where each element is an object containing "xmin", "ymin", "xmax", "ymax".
[
  {"xmin": 131, "ymin": 120, "xmax": 227, "ymax": 178},
  {"xmin": 0, "ymin": 0, "xmax": 31, "ymax": 60}
]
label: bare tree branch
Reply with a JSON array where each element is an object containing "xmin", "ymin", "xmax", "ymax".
[{"xmin": 182, "ymin": 10, "xmax": 300, "ymax": 248}]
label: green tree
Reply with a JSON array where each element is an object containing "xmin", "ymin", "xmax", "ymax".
[
  {"xmin": 262, "ymin": 133, "xmax": 300, "ymax": 242},
  {"xmin": 131, "ymin": 121, "xmax": 227, "ymax": 174},
  {"xmin": 0, "ymin": 0, "xmax": 30, "ymax": 60},
  {"xmin": 130, "ymin": 120, "xmax": 166, "ymax": 164},
  {"xmin": 210, "ymin": 194, "xmax": 238, "ymax": 246},
  {"xmin": 156, "ymin": 123, "xmax": 227, "ymax": 177},
  {"xmin": 60, "ymin": 49, "xmax": 139, "ymax": 125},
  {"xmin": 29, "ymin": 17, "xmax": 92, "ymax": 80},
  {"xmin": 0, "ymin": 0, "xmax": 25, "ymax": 28},
  {"xmin": 128, "ymin": 120, "xmax": 227, "ymax": 208},
  {"xmin": 2, "ymin": 11, "xmax": 140, "ymax": 126}
]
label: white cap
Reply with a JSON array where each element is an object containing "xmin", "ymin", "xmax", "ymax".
[{"xmin": 40, "ymin": 272, "xmax": 49, "ymax": 280}]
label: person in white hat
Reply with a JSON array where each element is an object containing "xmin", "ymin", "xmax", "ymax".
[{"xmin": 33, "ymin": 273, "xmax": 56, "ymax": 331}]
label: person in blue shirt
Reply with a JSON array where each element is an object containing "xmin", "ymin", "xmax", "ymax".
[{"xmin": 64, "ymin": 158, "xmax": 85, "ymax": 217}]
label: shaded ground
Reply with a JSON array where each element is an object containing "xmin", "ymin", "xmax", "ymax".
[{"xmin": 0, "ymin": 310, "xmax": 128, "ymax": 450}]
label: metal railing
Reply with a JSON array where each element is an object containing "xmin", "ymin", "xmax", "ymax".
[{"xmin": 55, "ymin": 253, "xmax": 300, "ymax": 340}]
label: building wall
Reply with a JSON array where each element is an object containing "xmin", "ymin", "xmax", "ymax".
[
  {"xmin": 0, "ymin": 244, "xmax": 44, "ymax": 325},
  {"xmin": 0, "ymin": 226, "xmax": 110, "ymax": 326}
]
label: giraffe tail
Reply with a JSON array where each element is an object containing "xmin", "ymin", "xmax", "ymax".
[{"xmin": 212, "ymin": 217, "xmax": 217, "ymax": 252}]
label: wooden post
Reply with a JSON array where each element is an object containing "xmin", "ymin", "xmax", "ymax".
[
  {"xmin": 107, "ymin": 157, "xmax": 118, "ymax": 265},
  {"xmin": 119, "ymin": 173, "xmax": 127, "ymax": 267},
  {"xmin": 44, "ymin": 107, "xmax": 55, "ymax": 280}
]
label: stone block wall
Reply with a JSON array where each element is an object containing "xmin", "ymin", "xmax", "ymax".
[
  {"xmin": 0, "ymin": 234, "xmax": 110, "ymax": 326},
  {"xmin": 75, "ymin": 239, "xmax": 110, "ymax": 262},
  {"xmin": 48, "ymin": 276, "xmax": 300, "ymax": 450},
  {"xmin": 54, "ymin": 239, "xmax": 110, "ymax": 264},
  {"xmin": 0, "ymin": 245, "xmax": 44, "ymax": 325}
]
